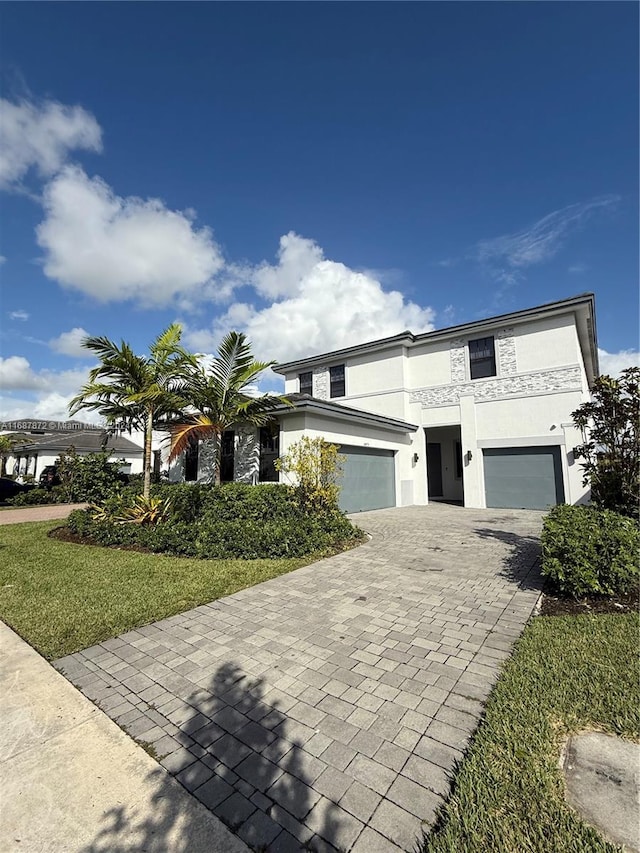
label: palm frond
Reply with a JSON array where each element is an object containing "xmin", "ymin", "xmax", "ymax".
[{"xmin": 168, "ymin": 415, "xmax": 219, "ymax": 461}]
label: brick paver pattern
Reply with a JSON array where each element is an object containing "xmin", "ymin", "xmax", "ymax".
[{"xmin": 55, "ymin": 504, "xmax": 543, "ymax": 852}]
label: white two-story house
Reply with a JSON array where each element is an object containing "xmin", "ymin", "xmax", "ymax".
[{"xmin": 171, "ymin": 294, "xmax": 598, "ymax": 513}]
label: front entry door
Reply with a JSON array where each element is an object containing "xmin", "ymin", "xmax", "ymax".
[{"xmin": 427, "ymin": 442, "xmax": 443, "ymax": 498}]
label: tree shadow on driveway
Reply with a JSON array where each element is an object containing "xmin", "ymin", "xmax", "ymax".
[
  {"xmin": 472, "ymin": 526, "xmax": 543, "ymax": 594},
  {"xmin": 80, "ymin": 661, "xmax": 351, "ymax": 853}
]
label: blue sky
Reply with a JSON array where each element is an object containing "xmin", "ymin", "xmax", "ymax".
[{"xmin": 1, "ymin": 2, "xmax": 638, "ymax": 421}]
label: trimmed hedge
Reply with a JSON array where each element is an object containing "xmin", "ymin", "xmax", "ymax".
[
  {"xmin": 541, "ymin": 504, "xmax": 639, "ymax": 597},
  {"xmin": 66, "ymin": 483, "xmax": 364, "ymax": 559},
  {"xmin": 7, "ymin": 486, "xmax": 66, "ymax": 507}
]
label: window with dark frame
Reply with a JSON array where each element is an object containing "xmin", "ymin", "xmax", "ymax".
[
  {"xmin": 299, "ymin": 371, "xmax": 312, "ymax": 395},
  {"xmin": 455, "ymin": 440, "xmax": 463, "ymax": 479},
  {"xmin": 184, "ymin": 438, "xmax": 199, "ymax": 482},
  {"xmin": 329, "ymin": 364, "xmax": 345, "ymax": 398},
  {"xmin": 469, "ymin": 336, "xmax": 496, "ymax": 379},
  {"xmin": 259, "ymin": 425, "xmax": 280, "ymax": 482},
  {"xmin": 220, "ymin": 430, "xmax": 235, "ymax": 483}
]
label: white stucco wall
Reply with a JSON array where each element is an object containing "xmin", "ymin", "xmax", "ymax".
[{"xmin": 279, "ymin": 412, "xmax": 420, "ymax": 508}]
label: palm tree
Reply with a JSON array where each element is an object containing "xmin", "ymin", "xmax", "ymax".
[
  {"xmin": 168, "ymin": 331, "xmax": 290, "ymax": 484},
  {"xmin": 0, "ymin": 433, "xmax": 29, "ymax": 477},
  {"xmin": 70, "ymin": 324, "xmax": 198, "ymax": 498}
]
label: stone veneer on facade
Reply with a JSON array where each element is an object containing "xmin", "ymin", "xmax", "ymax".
[
  {"xmin": 410, "ymin": 365, "xmax": 583, "ymax": 408},
  {"xmin": 496, "ymin": 328, "xmax": 517, "ymax": 376},
  {"xmin": 313, "ymin": 366, "xmax": 329, "ymax": 400}
]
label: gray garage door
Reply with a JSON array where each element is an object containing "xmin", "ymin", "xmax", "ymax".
[
  {"xmin": 483, "ymin": 446, "xmax": 565, "ymax": 510},
  {"xmin": 338, "ymin": 446, "xmax": 396, "ymax": 513}
]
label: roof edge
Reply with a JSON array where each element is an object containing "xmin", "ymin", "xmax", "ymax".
[{"xmin": 273, "ymin": 293, "xmax": 597, "ymax": 374}]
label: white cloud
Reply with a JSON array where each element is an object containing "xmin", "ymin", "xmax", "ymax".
[
  {"xmin": 0, "ymin": 355, "xmax": 89, "ymax": 394},
  {"xmin": 476, "ymin": 196, "xmax": 619, "ymax": 283},
  {"xmin": 37, "ymin": 166, "xmax": 225, "ymax": 307},
  {"xmin": 9, "ymin": 309, "xmax": 29, "ymax": 321},
  {"xmin": 0, "ymin": 97, "xmax": 102, "ymax": 191},
  {"xmin": 49, "ymin": 326, "xmax": 89, "ymax": 357},
  {"xmin": 184, "ymin": 232, "xmax": 435, "ymax": 362},
  {"xmin": 568, "ymin": 263, "xmax": 588, "ymax": 274},
  {"xmin": 598, "ymin": 348, "xmax": 640, "ymax": 378},
  {"xmin": 0, "ymin": 392, "xmax": 87, "ymax": 424}
]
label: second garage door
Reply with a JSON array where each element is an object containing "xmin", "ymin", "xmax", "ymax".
[
  {"xmin": 483, "ymin": 446, "xmax": 564, "ymax": 510},
  {"xmin": 338, "ymin": 446, "xmax": 396, "ymax": 513}
]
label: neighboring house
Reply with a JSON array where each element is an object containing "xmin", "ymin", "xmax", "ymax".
[
  {"xmin": 0, "ymin": 419, "xmax": 144, "ymax": 479},
  {"xmin": 170, "ymin": 294, "xmax": 598, "ymax": 513}
]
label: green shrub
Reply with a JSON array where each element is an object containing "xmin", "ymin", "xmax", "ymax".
[
  {"xmin": 541, "ymin": 504, "xmax": 639, "ymax": 597},
  {"xmin": 7, "ymin": 486, "xmax": 65, "ymax": 506},
  {"xmin": 65, "ymin": 482, "xmax": 364, "ymax": 560},
  {"xmin": 56, "ymin": 449, "xmax": 126, "ymax": 503},
  {"xmin": 276, "ymin": 436, "xmax": 344, "ymax": 513}
]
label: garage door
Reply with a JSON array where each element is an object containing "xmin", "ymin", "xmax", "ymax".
[
  {"xmin": 483, "ymin": 446, "xmax": 564, "ymax": 510},
  {"xmin": 339, "ymin": 446, "xmax": 395, "ymax": 513}
]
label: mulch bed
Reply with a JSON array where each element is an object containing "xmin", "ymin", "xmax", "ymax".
[
  {"xmin": 48, "ymin": 524, "xmax": 151, "ymax": 554},
  {"xmin": 540, "ymin": 586, "xmax": 639, "ymax": 616}
]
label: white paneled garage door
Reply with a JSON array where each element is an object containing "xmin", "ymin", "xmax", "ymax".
[
  {"xmin": 338, "ymin": 446, "xmax": 396, "ymax": 513},
  {"xmin": 483, "ymin": 446, "xmax": 565, "ymax": 510}
]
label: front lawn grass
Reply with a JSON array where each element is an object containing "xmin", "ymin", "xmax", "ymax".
[
  {"xmin": 0, "ymin": 521, "xmax": 311, "ymax": 660},
  {"xmin": 421, "ymin": 612, "xmax": 640, "ymax": 853}
]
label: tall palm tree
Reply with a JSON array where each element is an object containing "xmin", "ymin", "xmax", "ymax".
[
  {"xmin": 70, "ymin": 324, "xmax": 198, "ymax": 498},
  {"xmin": 168, "ymin": 331, "xmax": 290, "ymax": 484}
]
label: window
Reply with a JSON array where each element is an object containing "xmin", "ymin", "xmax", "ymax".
[
  {"xmin": 469, "ymin": 336, "xmax": 496, "ymax": 379},
  {"xmin": 455, "ymin": 441, "xmax": 463, "ymax": 479},
  {"xmin": 184, "ymin": 438, "xmax": 199, "ymax": 482},
  {"xmin": 330, "ymin": 364, "xmax": 345, "ymax": 398},
  {"xmin": 259, "ymin": 425, "xmax": 280, "ymax": 482},
  {"xmin": 220, "ymin": 430, "xmax": 235, "ymax": 482},
  {"xmin": 299, "ymin": 371, "xmax": 312, "ymax": 395}
]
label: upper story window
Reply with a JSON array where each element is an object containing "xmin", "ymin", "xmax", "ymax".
[
  {"xmin": 330, "ymin": 364, "xmax": 345, "ymax": 398},
  {"xmin": 299, "ymin": 371, "xmax": 312, "ymax": 395},
  {"xmin": 469, "ymin": 336, "xmax": 496, "ymax": 379}
]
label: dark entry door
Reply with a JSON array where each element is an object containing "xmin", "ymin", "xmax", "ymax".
[{"xmin": 427, "ymin": 442, "xmax": 443, "ymax": 498}]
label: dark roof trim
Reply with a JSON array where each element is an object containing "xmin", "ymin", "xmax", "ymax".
[
  {"xmin": 272, "ymin": 394, "xmax": 417, "ymax": 433},
  {"xmin": 273, "ymin": 293, "xmax": 597, "ymax": 374}
]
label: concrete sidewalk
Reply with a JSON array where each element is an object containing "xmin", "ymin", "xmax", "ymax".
[
  {"xmin": 0, "ymin": 620, "xmax": 249, "ymax": 853},
  {"xmin": 0, "ymin": 503, "xmax": 88, "ymax": 525}
]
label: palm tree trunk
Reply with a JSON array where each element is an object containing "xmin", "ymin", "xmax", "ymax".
[{"xmin": 143, "ymin": 406, "xmax": 154, "ymax": 499}]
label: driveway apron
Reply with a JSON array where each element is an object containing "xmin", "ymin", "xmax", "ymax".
[{"xmin": 55, "ymin": 504, "xmax": 544, "ymax": 852}]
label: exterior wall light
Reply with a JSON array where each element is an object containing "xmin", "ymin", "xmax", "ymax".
[
  {"xmin": 466, "ymin": 450, "xmax": 473, "ymax": 463},
  {"xmin": 412, "ymin": 452, "xmax": 419, "ymax": 464}
]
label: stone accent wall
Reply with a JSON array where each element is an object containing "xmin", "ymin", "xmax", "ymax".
[
  {"xmin": 313, "ymin": 367, "xmax": 329, "ymax": 400},
  {"xmin": 235, "ymin": 426, "xmax": 259, "ymax": 483},
  {"xmin": 197, "ymin": 438, "xmax": 217, "ymax": 484},
  {"xmin": 450, "ymin": 339, "xmax": 466, "ymax": 382},
  {"xmin": 496, "ymin": 327, "xmax": 517, "ymax": 376},
  {"xmin": 410, "ymin": 365, "xmax": 582, "ymax": 408}
]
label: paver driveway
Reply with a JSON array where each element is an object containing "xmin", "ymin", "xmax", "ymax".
[{"xmin": 55, "ymin": 504, "xmax": 544, "ymax": 852}]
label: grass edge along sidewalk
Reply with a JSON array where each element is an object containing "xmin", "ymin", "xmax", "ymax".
[
  {"xmin": 0, "ymin": 520, "xmax": 313, "ymax": 661},
  {"xmin": 419, "ymin": 611, "xmax": 639, "ymax": 853}
]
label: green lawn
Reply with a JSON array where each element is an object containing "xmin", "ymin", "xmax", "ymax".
[
  {"xmin": 421, "ymin": 612, "xmax": 640, "ymax": 853},
  {"xmin": 0, "ymin": 520, "xmax": 310, "ymax": 660}
]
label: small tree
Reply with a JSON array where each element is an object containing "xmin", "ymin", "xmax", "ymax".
[
  {"xmin": 572, "ymin": 366, "xmax": 639, "ymax": 520},
  {"xmin": 276, "ymin": 436, "xmax": 344, "ymax": 514},
  {"xmin": 57, "ymin": 448, "xmax": 125, "ymax": 504}
]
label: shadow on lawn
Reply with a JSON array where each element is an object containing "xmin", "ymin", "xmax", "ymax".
[
  {"xmin": 473, "ymin": 526, "xmax": 543, "ymax": 593},
  {"xmin": 81, "ymin": 661, "xmax": 346, "ymax": 853}
]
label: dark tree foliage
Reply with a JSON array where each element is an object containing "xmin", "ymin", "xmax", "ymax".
[{"xmin": 572, "ymin": 367, "xmax": 639, "ymax": 520}]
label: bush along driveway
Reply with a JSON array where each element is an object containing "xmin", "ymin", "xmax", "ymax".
[{"xmin": 54, "ymin": 504, "xmax": 543, "ymax": 852}]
